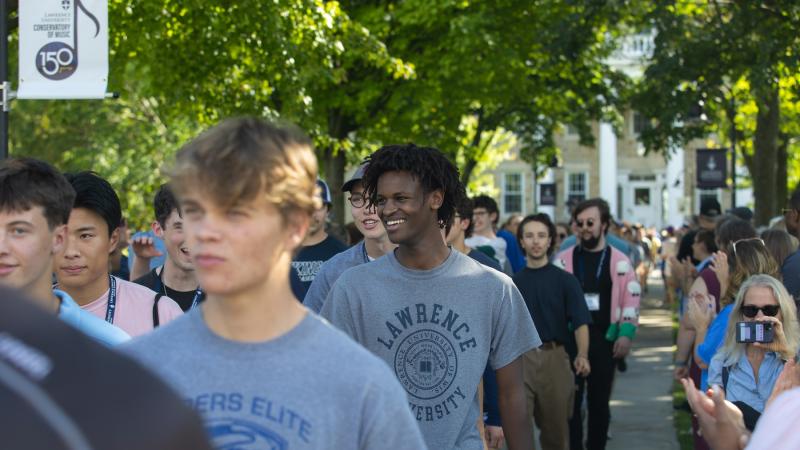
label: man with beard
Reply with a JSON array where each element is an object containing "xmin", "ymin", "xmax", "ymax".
[
  {"xmin": 291, "ymin": 178, "xmax": 348, "ymax": 298},
  {"xmin": 304, "ymin": 163, "xmax": 397, "ymax": 313},
  {"xmin": 321, "ymin": 144, "xmax": 540, "ymax": 450},
  {"xmin": 553, "ymin": 198, "xmax": 640, "ymax": 450},
  {"xmin": 133, "ymin": 184, "xmax": 205, "ymax": 312}
]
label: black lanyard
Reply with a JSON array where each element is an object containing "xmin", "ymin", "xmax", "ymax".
[
  {"xmin": 154, "ymin": 267, "xmax": 203, "ymax": 310},
  {"xmin": 576, "ymin": 245, "xmax": 608, "ymax": 289},
  {"xmin": 104, "ymin": 275, "xmax": 118, "ymax": 324},
  {"xmin": 360, "ymin": 241, "xmax": 369, "ymax": 263}
]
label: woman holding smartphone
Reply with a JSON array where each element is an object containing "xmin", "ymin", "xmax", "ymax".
[{"xmin": 707, "ymin": 274, "xmax": 800, "ymax": 429}]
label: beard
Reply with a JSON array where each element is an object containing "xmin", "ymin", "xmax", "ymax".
[{"xmin": 580, "ymin": 234, "xmax": 602, "ymax": 251}]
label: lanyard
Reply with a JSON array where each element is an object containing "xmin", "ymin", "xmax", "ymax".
[
  {"xmin": 105, "ymin": 275, "xmax": 117, "ymax": 324},
  {"xmin": 361, "ymin": 241, "xmax": 369, "ymax": 263},
  {"xmin": 155, "ymin": 267, "xmax": 204, "ymax": 310},
  {"xmin": 576, "ymin": 245, "xmax": 608, "ymax": 289}
]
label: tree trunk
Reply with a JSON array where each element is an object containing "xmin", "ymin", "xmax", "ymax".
[
  {"xmin": 776, "ymin": 135, "xmax": 788, "ymax": 211},
  {"xmin": 321, "ymin": 109, "xmax": 355, "ymax": 237},
  {"xmin": 752, "ymin": 84, "xmax": 781, "ymax": 226}
]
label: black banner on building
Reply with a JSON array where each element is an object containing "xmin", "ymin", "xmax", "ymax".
[
  {"xmin": 539, "ymin": 183, "xmax": 556, "ymax": 206},
  {"xmin": 696, "ymin": 149, "xmax": 728, "ymax": 189}
]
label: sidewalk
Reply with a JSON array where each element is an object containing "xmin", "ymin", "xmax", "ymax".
[{"xmin": 607, "ymin": 274, "xmax": 678, "ymax": 450}]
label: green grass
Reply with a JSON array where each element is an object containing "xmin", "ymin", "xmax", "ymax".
[{"xmin": 671, "ymin": 300, "xmax": 694, "ymax": 450}]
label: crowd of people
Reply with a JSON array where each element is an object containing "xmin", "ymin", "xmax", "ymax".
[
  {"xmin": 1, "ymin": 115, "xmax": 799, "ymax": 450},
  {"xmin": 666, "ymin": 197, "xmax": 800, "ymax": 449}
]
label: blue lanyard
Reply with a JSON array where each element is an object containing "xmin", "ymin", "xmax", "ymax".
[
  {"xmin": 576, "ymin": 245, "xmax": 608, "ymax": 289},
  {"xmin": 105, "ymin": 275, "xmax": 118, "ymax": 324},
  {"xmin": 189, "ymin": 288, "xmax": 203, "ymax": 309},
  {"xmin": 155, "ymin": 267, "xmax": 204, "ymax": 310}
]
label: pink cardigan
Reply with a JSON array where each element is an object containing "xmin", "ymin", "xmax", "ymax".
[{"xmin": 554, "ymin": 245, "xmax": 641, "ymax": 340}]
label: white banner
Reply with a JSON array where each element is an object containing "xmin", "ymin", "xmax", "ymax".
[{"xmin": 18, "ymin": 0, "xmax": 108, "ymax": 99}]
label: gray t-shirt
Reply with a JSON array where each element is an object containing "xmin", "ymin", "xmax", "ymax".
[
  {"xmin": 124, "ymin": 309, "xmax": 427, "ymax": 450},
  {"xmin": 321, "ymin": 249, "xmax": 541, "ymax": 450},
  {"xmin": 304, "ymin": 241, "xmax": 369, "ymax": 313}
]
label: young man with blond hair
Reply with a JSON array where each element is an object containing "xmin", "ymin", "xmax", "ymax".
[{"xmin": 125, "ymin": 118, "xmax": 425, "ymax": 449}]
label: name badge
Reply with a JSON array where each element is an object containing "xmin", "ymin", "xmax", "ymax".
[{"xmin": 585, "ymin": 293, "xmax": 600, "ymax": 311}]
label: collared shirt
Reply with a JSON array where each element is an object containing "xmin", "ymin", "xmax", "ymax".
[
  {"xmin": 56, "ymin": 289, "xmax": 130, "ymax": 346},
  {"xmin": 708, "ymin": 349, "xmax": 785, "ymax": 413}
]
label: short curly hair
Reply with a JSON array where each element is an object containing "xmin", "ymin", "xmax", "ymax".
[{"xmin": 361, "ymin": 144, "xmax": 465, "ymax": 229}]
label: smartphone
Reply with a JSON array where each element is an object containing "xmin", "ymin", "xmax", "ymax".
[{"xmin": 735, "ymin": 321, "xmax": 774, "ymax": 344}]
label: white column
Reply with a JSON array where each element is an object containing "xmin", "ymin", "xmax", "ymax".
[
  {"xmin": 599, "ymin": 122, "xmax": 618, "ymax": 215},
  {"xmin": 666, "ymin": 147, "xmax": 685, "ymax": 227}
]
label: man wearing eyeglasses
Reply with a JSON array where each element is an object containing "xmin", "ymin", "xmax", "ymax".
[
  {"xmin": 291, "ymin": 178, "xmax": 348, "ymax": 298},
  {"xmin": 781, "ymin": 187, "xmax": 800, "ymax": 304},
  {"xmin": 553, "ymin": 198, "xmax": 641, "ymax": 450},
  {"xmin": 303, "ymin": 164, "xmax": 397, "ymax": 313}
]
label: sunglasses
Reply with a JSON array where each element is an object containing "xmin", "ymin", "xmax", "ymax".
[
  {"xmin": 732, "ymin": 237, "xmax": 765, "ymax": 255},
  {"xmin": 348, "ymin": 193, "xmax": 367, "ymax": 208},
  {"xmin": 741, "ymin": 304, "xmax": 780, "ymax": 318},
  {"xmin": 575, "ymin": 219, "xmax": 595, "ymax": 228}
]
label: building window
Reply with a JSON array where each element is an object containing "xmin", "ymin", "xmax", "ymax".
[
  {"xmin": 503, "ymin": 173, "xmax": 523, "ymax": 214},
  {"xmin": 633, "ymin": 112, "xmax": 649, "ymax": 136},
  {"xmin": 566, "ymin": 172, "xmax": 588, "ymax": 210},
  {"xmin": 635, "ymin": 188, "xmax": 651, "ymax": 206}
]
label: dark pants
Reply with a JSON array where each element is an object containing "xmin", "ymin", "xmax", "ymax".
[{"xmin": 569, "ymin": 326, "xmax": 616, "ymax": 450}]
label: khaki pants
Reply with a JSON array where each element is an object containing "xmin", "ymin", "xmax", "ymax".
[{"xmin": 523, "ymin": 344, "xmax": 575, "ymax": 450}]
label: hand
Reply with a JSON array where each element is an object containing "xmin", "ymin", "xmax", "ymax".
[
  {"xmin": 767, "ymin": 359, "xmax": 800, "ymax": 409},
  {"xmin": 131, "ymin": 235, "xmax": 163, "ymax": 260},
  {"xmin": 710, "ymin": 251, "xmax": 729, "ymax": 294},
  {"xmin": 668, "ymin": 255, "xmax": 684, "ymax": 279},
  {"xmin": 686, "ymin": 291, "xmax": 715, "ymax": 331},
  {"xmin": 613, "ymin": 336, "xmax": 632, "ymax": 359},
  {"xmin": 680, "ymin": 378, "xmax": 749, "ymax": 450},
  {"xmin": 681, "ymin": 257, "xmax": 698, "ymax": 280},
  {"xmin": 753, "ymin": 316, "xmax": 790, "ymax": 357},
  {"xmin": 485, "ymin": 425, "xmax": 505, "ymax": 449},
  {"xmin": 674, "ymin": 364, "xmax": 689, "ymax": 380},
  {"xmin": 574, "ymin": 355, "xmax": 591, "ymax": 377}
]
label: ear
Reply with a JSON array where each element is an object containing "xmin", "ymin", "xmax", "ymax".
[
  {"xmin": 285, "ymin": 211, "xmax": 311, "ymax": 251},
  {"xmin": 490, "ymin": 212, "xmax": 498, "ymax": 223},
  {"xmin": 107, "ymin": 227, "xmax": 120, "ymax": 255},
  {"xmin": 152, "ymin": 220, "xmax": 164, "ymax": 238},
  {"xmin": 428, "ymin": 189, "xmax": 444, "ymax": 211},
  {"xmin": 51, "ymin": 224, "xmax": 67, "ymax": 256},
  {"xmin": 460, "ymin": 217, "xmax": 470, "ymax": 232}
]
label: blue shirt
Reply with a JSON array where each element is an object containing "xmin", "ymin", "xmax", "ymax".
[
  {"xmin": 708, "ymin": 349, "xmax": 784, "ymax": 413},
  {"xmin": 56, "ymin": 289, "xmax": 131, "ymax": 346},
  {"xmin": 697, "ymin": 304, "xmax": 733, "ymax": 390},
  {"xmin": 496, "ymin": 229, "xmax": 526, "ymax": 273}
]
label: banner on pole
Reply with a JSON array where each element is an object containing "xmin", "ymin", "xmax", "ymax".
[
  {"xmin": 539, "ymin": 183, "xmax": 556, "ymax": 206},
  {"xmin": 18, "ymin": 0, "xmax": 108, "ymax": 99},
  {"xmin": 696, "ymin": 149, "xmax": 728, "ymax": 189}
]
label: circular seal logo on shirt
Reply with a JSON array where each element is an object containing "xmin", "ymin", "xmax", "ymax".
[
  {"xmin": 206, "ymin": 418, "xmax": 288, "ymax": 450},
  {"xmin": 394, "ymin": 329, "xmax": 458, "ymax": 400}
]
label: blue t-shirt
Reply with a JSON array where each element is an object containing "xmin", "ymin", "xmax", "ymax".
[
  {"xmin": 697, "ymin": 304, "xmax": 733, "ymax": 390},
  {"xmin": 56, "ymin": 289, "xmax": 130, "ymax": 346},
  {"xmin": 496, "ymin": 229, "xmax": 526, "ymax": 273}
]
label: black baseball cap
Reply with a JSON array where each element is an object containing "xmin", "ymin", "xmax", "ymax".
[{"xmin": 699, "ymin": 198, "xmax": 721, "ymax": 218}]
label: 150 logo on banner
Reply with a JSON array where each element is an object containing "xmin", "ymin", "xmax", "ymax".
[{"xmin": 34, "ymin": 0, "xmax": 100, "ymax": 81}]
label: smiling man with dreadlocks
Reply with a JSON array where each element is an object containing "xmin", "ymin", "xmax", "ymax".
[{"xmin": 321, "ymin": 144, "xmax": 541, "ymax": 450}]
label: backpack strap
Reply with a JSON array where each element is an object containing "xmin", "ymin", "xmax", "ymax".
[
  {"xmin": 722, "ymin": 365, "xmax": 729, "ymax": 391},
  {"xmin": 152, "ymin": 293, "xmax": 163, "ymax": 328}
]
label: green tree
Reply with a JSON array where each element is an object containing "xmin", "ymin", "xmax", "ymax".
[{"xmin": 633, "ymin": 1, "xmax": 800, "ymax": 225}]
